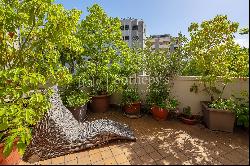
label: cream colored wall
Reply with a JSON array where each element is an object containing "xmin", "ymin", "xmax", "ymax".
[{"xmin": 110, "ymin": 76, "xmax": 249, "ymax": 115}]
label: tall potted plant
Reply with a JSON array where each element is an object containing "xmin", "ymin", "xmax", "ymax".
[
  {"xmin": 143, "ymin": 34, "xmax": 186, "ymax": 120},
  {"xmin": 185, "ymin": 15, "xmax": 249, "ymax": 132},
  {"xmin": 76, "ymin": 4, "xmax": 140, "ymax": 113},
  {"xmin": 146, "ymin": 83, "xmax": 179, "ymax": 120},
  {"xmin": 0, "ymin": 0, "xmax": 81, "ymax": 164}
]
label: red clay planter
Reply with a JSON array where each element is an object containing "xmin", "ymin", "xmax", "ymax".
[
  {"xmin": 90, "ymin": 95, "xmax": 110, "ymax": 113},
  {"xmin": 123, "ymin": 102, "xmax": 141, "ymax": 115},
  {"xmin": 181, "ymin": 116, "xmax": 197, "ymax": 125},
  {"xmin": 0, "ymin": 138, "xmax": 21, "ymax": 165},
  {"xmin": 151, "ymin": 106, "xmax": 169, "ymax": 121}
]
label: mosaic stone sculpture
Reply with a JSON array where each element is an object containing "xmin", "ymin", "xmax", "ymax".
[{"xmin": 22, "ymin": 85, "xmax": 136, "ymax": 163}]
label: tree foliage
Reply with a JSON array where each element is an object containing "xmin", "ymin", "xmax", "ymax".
[
  {"xmin": 183, "ymin": 15, "xmax": 249, "ymax": 100},
  {"xmin": 76, "ymin": 4, "xmax": 142, "ymax": 95},
  {"xmin": 0, "ymin": 0, "xmax": 81, "ymax": 157},
  {"xmin": 239, "ymin": 27, "xmax": 249, "ymax": 35}
]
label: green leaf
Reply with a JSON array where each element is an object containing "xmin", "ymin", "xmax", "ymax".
[
  {"xmin": 0, "ymin": 123, "xmax": 8, "ymax": 131},
  {"xmin": 0, "ymin": 108, "xmax": 6, "ymax": 116},
  {"xmin": 17, "ymin": 141, "xmax": 26, "ymax": 156},
  {"xmin": 3, "ymin": 136, "xmax": 15, "ymax": 158},
  {"xmin": 0, "ymin": 133, "xmax": 4, "ymax": 141}
]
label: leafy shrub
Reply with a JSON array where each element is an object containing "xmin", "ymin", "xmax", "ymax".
[
  {"xmin": 121, "ymin": 86, "xmax": 140, "ymax": 106},
  {"xmin": 146, "ymin": 83, "xmax": 170, "ymax": 107},
  {"xmin": 0, "ymin": 0, "xmax": 81, "ymax": 157},
  {"xmin": 161, "ymin": 98, "xmax": 179, "ymax": 110},
  {"xmin": 60, "ymin": 82, "xmax": 90, "ymax": 108},
  {"xmin": 61, "ymin": 90, "xmax": 90, "ymax": 108},
  {"xmin": 143, "ymin": 33, "xmax": 185, "ymax": 112},
  {"xmin": 209, "ymin": 98, "xmax": 235, "ymax": 110},
  {"xmin": 184, "ymin": 15, "xmax": 249, "ymax": 101},
  {"xmin": 209, "ymin": 92, "xmax": 249, "ymax": 128},
  {"xmin": 76, "ymin": 4, "xmax": 141, "ymax": 96},
  {"xmin": 232, "ymin": 92, "xmax": 249, "ymax": 128}
]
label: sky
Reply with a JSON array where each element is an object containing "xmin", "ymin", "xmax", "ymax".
[{"xmin": 54, "ymin": 0, "xmax": 249, "ymax": 47}]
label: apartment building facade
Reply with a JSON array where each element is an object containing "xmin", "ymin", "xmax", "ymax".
[
  {"xmin": 120, "ymin": 18, "xmax": 146, "ymax": 48},
  {"xmin": 149, "ymin": 34, "xmax": 179, "ymax": 51}
]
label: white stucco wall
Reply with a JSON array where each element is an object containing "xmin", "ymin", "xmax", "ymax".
[{"xmin": 110, "ymin": 76, "xmax": 249, "ymax": 115}]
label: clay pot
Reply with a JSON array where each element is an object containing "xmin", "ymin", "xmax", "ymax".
[
  {"xmin": 181, "ymin": 116, "xmax": 197, "ymax": 125},
  {"xmin": 151, "ymin": 105, "xmax": 169, "ymax": 121},
  {"xmin": 0, "ymin": 138, "xmax": 21, "ymax": 165},
  {"xmin": 123, "ymin": 102, "xmax": 141, "ymax": 115},
  {"xmin": 90, "ymin": 95, "xmax": 110, "ymax": 112},
  {"xmin": 67, "ymin": 104, "xmax": 87, "ymax": 122}
]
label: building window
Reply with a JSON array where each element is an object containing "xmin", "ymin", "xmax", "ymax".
[
  {"xmin": 120, "ymin": 26, "xmax": 124, "ymax": 30},
  {"xmin": 132, "ymin": 36, "xmax": 139, "ymax": 41},
  {"xmin": 132, "ymin": 25, "xmax": 138, "ymax": 30},
  {"xmin": 125, "ymin": 25, "xmax": 129, "ymax": 30},
  {"xmin": 125, "ymin": 36, "xmax": 129, "ymax": 40}
]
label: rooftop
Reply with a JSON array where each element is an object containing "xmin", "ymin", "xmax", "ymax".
[
  {"xmin": 19, "ymin": 108, "xmax": 249, "ymax": 165},
  {"xmin": 150, "ymin": 34, "xmax": 171, "ymax": 38}
]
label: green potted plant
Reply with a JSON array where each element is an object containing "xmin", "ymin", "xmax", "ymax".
[
  {"xmin": 121, "ymin": 86, "xmax": 141, "ymax": 117},
  {"xmin": 185, "ymin": 15, "xmax": 249, "ymax": 132},
  {"xmin": 60, "ymin": 82, "xmax": 90, "ymax": 122},
  {"xmin": 146, "ymin": 83, "xmax": 169, "ymax": 120},
  {"xmin": 143, "ymin": 34, "xmax": 186, "ymax": 121},
  {"xmin": 180, "ymin": 106, "xmax": 197, "ymax": 125},
  {"xmin": 201, "ymin": 98, "xmax": 236, "ymax": 132},
  {"xmin": 232, "ymin": 91, "xmax": 249, "ymax": 131},
  {"xmin": 146, "ymin": 83, "xmax": 179, "ymax": 121},
  {"xmin": 151, "ymin": 98, "xmax": 179, "ymax": 121},
  {"xmin": 76, "ymin": 4, "xmax": 140, "ymax": 113},
  {"xmin": 0, "ymin": 0, "xmax": 81, "ymax": 164}
]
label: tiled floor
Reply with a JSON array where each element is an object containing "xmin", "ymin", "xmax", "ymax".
[{"xmin": 19, "ymin": 108, "xmax": 249, "ymax": 165}]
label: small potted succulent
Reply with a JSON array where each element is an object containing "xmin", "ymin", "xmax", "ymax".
[
  {"xmin": 121, "ymin": 86, "xmax": 141, "ymax": 117},
  {"xmin": 180, "ymin": 106, "xmax": 197, "ymax": 125},
  {"xmin": 60, "ymin": 82, "xmax": 90, "ymax": 122}
]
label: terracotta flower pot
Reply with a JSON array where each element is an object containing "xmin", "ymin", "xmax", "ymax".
[
  {"xmin": 201, "ymin": 101, "xmax": 236, "ymax": 132},
  {"xmin": 67, "ymin": 104, "xmax": 87, "ymax": 122},
  {"xmin": 90, "ymin": 95, "xmax": 110, "ymax": 113},
  {"xmin": 0, "ymin": 138, "xmax": 21, "ymax": 165},
  {"xmin": 151, "ymin": 105, "xmax": 169, "ymax": 121},
  {"xmin": 123, "ymin": 102, "xmax": 141, "ymax": 115},
  {"xmin": 181, "ymin": 116, "xmax": 197, "ymax": 125}
]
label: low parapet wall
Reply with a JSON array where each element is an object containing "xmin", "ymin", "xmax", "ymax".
[{"xmin": 110, "ymin": 76, "xmax": 249, "ymax": 115}]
